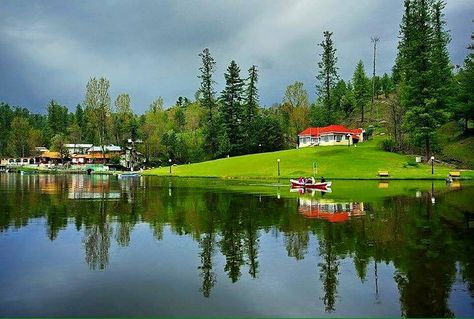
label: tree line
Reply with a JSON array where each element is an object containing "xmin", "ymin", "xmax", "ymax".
[{"xmin": 0, "ymin": 0, "xmax": 472, "ymax": 163}]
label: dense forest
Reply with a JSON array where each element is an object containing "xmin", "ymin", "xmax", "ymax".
[{"xmin": 0, "ymin": 0, "xmax": 473, "ymax": 165}]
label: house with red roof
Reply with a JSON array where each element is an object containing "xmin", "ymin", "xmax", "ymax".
[{"xmin": 298, "ymin": 124, "xmax": 364, "ymax": 147}]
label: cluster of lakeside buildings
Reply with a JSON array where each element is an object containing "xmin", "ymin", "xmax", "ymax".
[{"xmin": 0, "ymin": 142, "xmax": 145, "ymax": 172}]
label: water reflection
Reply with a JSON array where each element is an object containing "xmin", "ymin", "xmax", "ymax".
[{"xmin": 0, "ymin": 174, "xmax": 473, "ymax": 317}]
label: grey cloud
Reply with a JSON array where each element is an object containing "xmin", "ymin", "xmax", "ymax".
[{"xmin": 0, "ymin": 0, "xmax": 472, "ymax": 113}]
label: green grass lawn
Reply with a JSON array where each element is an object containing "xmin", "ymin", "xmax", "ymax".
[{"xmin": 144, "ymin": 138, "xmax": 474, "ymax": 180}]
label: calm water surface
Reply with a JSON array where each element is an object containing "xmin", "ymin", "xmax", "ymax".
[{"xmin": 0, "ymin": 174, "xmax": 473, "ymax": 317}]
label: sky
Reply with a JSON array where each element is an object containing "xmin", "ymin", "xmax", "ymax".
[{"xmin": 0, "ymin": 0, "xmax": 473, "ymax": 114}]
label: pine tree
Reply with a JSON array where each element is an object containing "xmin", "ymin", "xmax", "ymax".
[
  {"xmin": 244, "ymin": 65, "xmax": 259, "ymax": 152},
  {"xmin": 455, "ymin": 25, "xmax": 474, "ymax": 131},
  {"xmin": 353, "ymin": 60, "xmax": 370, "ymax": 123},
  {"xmin": 399, "ymin": 0, "xmax": 448, "ymax": 159},
  {"xmin": 47, "ymin": 100, "xmax": 69, "ymax": 139},
  {"xmin": 316, "ymin": 31, "xmax": 339, "ymax": 113},
  {"xmin": 430, "ymin": 0, "xmax": 452, "ymax": 111},
  {"xmin": 244, "ymin": 65, "xmax": 259, "ymax": 124},
  {"xmin": 381, "ymin": 73, "xmax": 394, "ymax": 98},
  {"xmin": 393, "ymin": 0, "xmax": 414, "ymax": 84},
  {"xmin": 198, "ymin": 48, "xmax": 219, "ymax": 157},
  {"xmin": 220, "ymin": 60, "xmax": 245, "ymax": 155}
]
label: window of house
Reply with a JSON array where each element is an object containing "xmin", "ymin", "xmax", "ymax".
[{"xmin": 336, "ymin": 135, "xmax": 342, "ymax": 142}]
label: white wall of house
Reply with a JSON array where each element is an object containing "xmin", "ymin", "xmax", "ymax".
[
  {"xmin": 298, "ymin": 136, "xmax": 318, "ymax": 147},
  {"xmin": 299, "ymin": 133, "xmax": 357, "ymax": 147}
]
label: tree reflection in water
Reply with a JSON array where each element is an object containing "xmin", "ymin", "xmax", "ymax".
[
  {"xmin": 317, "ymin": 223, "xmax": 339, "ymax": 312},
  {"xmin": 1, "ymin": 174, "xmax": 474, "ymax": 316}
]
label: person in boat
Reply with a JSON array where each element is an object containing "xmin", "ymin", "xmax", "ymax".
[
  {"xmin": 321, "ymin": 176, "xmax": 326, "ymax": 183},
  {"xmin": 446, "ymin": 174, "xmax": 453, "ymax": 184},
  {"xmin": 298, "ymin": 176, "xmax": 304, "ymax": 184}
]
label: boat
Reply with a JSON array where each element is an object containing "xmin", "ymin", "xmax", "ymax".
[
  {"xmin": 290, "ymin": 178, "xmax": 332, "ymax": 189},
  {"xmin": 118, "ymin": 172, "xmax": 140, "ymax": 179}
]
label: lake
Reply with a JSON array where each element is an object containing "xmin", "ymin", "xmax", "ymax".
[{"xmin": 0, "ymin": 174, "xmax": 473, "ymax": 317}]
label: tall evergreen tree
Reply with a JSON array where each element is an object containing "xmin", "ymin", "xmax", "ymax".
[
  {"xmin": 244, "ymin": 65, "xmax": 259, "ymax": 124},
  {"xmin": 220, "ymin": 60, "xmax": 245, "ymax": 155},
  {"xmin": 353, "ymin": 60, "xmax": 370, "ymax": 123},
  {"xmin": 244, "ymin": 65, "xmax": 259, "ymax": 152},
  {"xmin": 198, "ymin": 48, "xmax": 219, "ymax": 157},
  {"xmin": 455, "ymin": 25, "xmax": 474, "ymax": 131},
  {"xmin": 393, "ymin": 0, "xmax": 414, "ymax": 84},
  {"xmin": 47, "ymin": 100, "xmax": 69, "ymax": 138},
  {"xmin": 316, "ymin": 31, "xmax": 339, "ymax": 113},
  {"xmin": 430, "ymin": 0, "xmax": 452, "ymax": 111},
  {"xmin": 0, "ymin": 103, "xmax": 13, "ymax": 156},
  {"xmin": 400, "ymin": 0, "xmax": 448, "ymax": 159}
]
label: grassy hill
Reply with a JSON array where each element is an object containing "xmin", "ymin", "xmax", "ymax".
[
  {"xmin": 144, "ymin": 138, "xmax": 473, "ymax": 180},
  {"xmin": 436, "ymin": 122, "xmax": 474, "ymax": 169}
]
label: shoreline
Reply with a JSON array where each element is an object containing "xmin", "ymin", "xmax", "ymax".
[{"xmin": 4, "ymin": 167, "xmax": 473, "ymax": 181}]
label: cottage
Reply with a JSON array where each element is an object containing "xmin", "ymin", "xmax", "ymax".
[
  {"xmin": 64, "ymin": 144, "xmax": 93, "ymax": 155},
  {"xmin": 71, "ymin": 153, "xmax": 113, "ymax": 165},
  {"xmin": 87, "ymin": 145, "xmax": 122, "ymax": 155},
  {"xmin": 298, "ymin": 125, "xmax": 364, "ymax": 147}
]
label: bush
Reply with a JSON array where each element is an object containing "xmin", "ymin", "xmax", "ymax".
[
  {"xmin": 403, "ymin": 158, "xmax": 419, "ymax": 168},
  {"xmin": 380, "ymin": 138, "xmax": 396, "ymax": 152}
]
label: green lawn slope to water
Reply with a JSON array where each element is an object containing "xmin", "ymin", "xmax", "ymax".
[{"xmin": 144, "ymin": 139, "xmax": 474, "ymax": 180}]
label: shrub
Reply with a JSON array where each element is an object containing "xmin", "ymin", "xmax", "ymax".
[
  {"xmin": 380, "ymin": 138, "xmax": 396, "ymax": 152},
  {"xmin": 403, "ymin": 158, "xmax": 419, "ymax": 168}
]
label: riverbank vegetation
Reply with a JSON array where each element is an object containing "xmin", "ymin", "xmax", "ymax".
[{"xmin": 0, "ymin": 0, "xmax": 473, "ymax": 171}]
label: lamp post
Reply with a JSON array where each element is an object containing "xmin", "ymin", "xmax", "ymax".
[
  {"xmin": 347, "ymin": 134, "xmax": 351, "ymax": 147},
  {"xmin": 259, "ymin": 143, "xmax": 262, "ymax": 153},
  {"xmin": 169, "ymin": 158, "xmax": 172, "ymax": 174},
  {"xmin": 277, "ymin": 158, "xmax": 280, "ymax": 177},
  {"xmin": 431, "ymin": 156, "xmax": 434, "ymax": 175}
]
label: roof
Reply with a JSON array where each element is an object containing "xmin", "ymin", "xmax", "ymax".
[
  {"xmin": 64, "ymin": 144, "xmax": 93, "ymax": 148},
  {"xmin": 299, "ymin": 125, "xmax": 363, "ymax": 137},
  {"xmin": 40, "ymin": 151, "xmax": 61, "ymax": 159},
  {"xmin": 88, "ymin": 145, "xmax": 122, "ymax": 152}
]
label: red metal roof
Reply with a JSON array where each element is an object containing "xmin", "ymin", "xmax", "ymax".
[{"xmin": 299, "ymin": 125, "xmax": 363, "ymax": 137}]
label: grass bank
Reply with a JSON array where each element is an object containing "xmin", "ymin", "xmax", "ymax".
[{"xmin": 144, "ymin": 138, "xmax": 474, "ymax": 180}]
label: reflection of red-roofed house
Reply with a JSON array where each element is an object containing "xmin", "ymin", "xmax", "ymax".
[
  {"xmin": 298, "ymin": 125, "xmax": 364, "ymax": 147},
  {"xmin": 300, "ymin": 208, "xmax": 349, "ymax": 223},
  {"xmin": 298, "ymin": 198, "xmax": 365, "ymax": 223}
]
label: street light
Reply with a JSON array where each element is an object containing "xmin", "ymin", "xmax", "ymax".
[
  {"xmin": 347, "ymin": 134, "xmax": 351, "ymax": 147},
  {"xmin": 169, "ymin": 158, "xmax": 172, "ymax": 174},
  {"xmin": 431, "ymin": 156, "xmax": 434, "ymax": 175},
  {"xmin": 259, "ymin": 143, "xmax": 262, "ymax": 153},
  {"xmin": 277, "ymin": 158, "xmax": 281, "ymax": 177}
]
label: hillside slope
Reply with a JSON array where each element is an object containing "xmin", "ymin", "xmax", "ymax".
[
  {"xmin": 144, "ymin": 138, "xmax": 473, "ymax": 179},
  {"xmin": 437, "ymin": 122, "xmax": 474, "ymax": 169}
]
